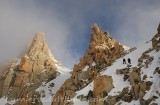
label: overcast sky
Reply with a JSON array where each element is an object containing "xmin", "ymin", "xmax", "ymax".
[{"xmin": 0, "ymin": 0, "xmax": 160, "ymax": 70}]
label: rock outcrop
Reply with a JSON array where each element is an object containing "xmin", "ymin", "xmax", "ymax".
[
  {"xmin": 130, "ymin": 81, "xmax": 152, "ymax": 100},
  {"xmin": 154, "ymin": 67, "xmax": 160, "ymax": 74},
  {"xmin": 90, "ymin": 75, "xmax": 114, "ymax": 105},
  {"xmin": 152, "ymin": 24, "xmax": 160, "ymax": 51},
  {"xmin": 138, "ymin": 48, "xmax": 154, "ymax": 68},
  {"xmin": 1, "ymin": 32, "xmax": 57, "ymax": 105},
  {"xmin": 93, "ymin": 75, "xmax": 113, "ymax": 97},
  {"xmin": 129, "ymin": 67, "xmax": 141, "ymax": 85},
  {"xmin": 52, "ymin": 24, "xmax": 124, "ymax": 105}
]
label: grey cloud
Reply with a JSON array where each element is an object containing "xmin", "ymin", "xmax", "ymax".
[{"xmin": 112, "ymin": 0, "xmax": 160, "ymax": 47}]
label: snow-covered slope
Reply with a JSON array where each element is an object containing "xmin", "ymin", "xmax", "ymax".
[
  {"xmin": 73, "ymin": 41, "xmax": 160, "ymax": 105},
  {"xmin": 36, "ymin": 64, "xmax": 72, "ymax": 105}
]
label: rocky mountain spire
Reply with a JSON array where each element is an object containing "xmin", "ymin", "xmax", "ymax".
[
  {"xmin": 0, "ymin": 32, "xmax": 57, "ymax": 104},
  {"xmin": 84, "ymin": 23, "xmax": 124, "ymax": 67},
  {"xmin": 19, "ymin": 32, "xmax": 57, "ymax": 73},
  {"xmin": 28, "ymin": 32, "xmax": 53, "ymax": 57},
  {"xmin": 52, "ymin": 24, "xmax": 125, "ymax": 105}
]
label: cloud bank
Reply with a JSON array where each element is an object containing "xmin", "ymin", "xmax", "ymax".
[{"xmin": 0, "ymin": 0, "xmax": 160, "ymax": 71}]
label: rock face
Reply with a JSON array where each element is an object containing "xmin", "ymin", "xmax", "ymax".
[
  {"xmin": 1, "ymin": 32, "xmax": 57, "ymax": 105},
  {"xmin": 52, "ymin": 24, "xmax": 124, "ymax": 105},
  {"xmin": 130, "ymin": 81, "xmax": 152, "ymax": 100},
  {"xmin": 152, "ymin": 24, "xmax": 160, "ymax": 51},
  {"xmin": 91, "ymin": 75, "xmax": 114, "ymax": 105},
  {"xmin": 129, "ymin": 67, "xmax": 141, "ymax": 85},
  {"xmin": 93, "ymin": 75, "xmax": 113, "ymax": 97},
  {"xmin": 138, "ymin": 48, "xmax": 154, "ymax": 68}
]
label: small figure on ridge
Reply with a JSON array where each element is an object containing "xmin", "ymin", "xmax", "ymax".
[
  {"xmin": 123, "ymin": 58, "xmax": 126, "ymax": 64},
  {"xmin": 127, "ymin": 58, "xmax": 131, "ymax": 64}
]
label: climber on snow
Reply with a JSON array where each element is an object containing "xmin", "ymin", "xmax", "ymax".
[
  {"xmin": 123, "ymin": 58, "xmax": 126, "ymax": 64},
  {"xmin": 127, "ymin": 58, "xmax": 131, "ymax": 64}
]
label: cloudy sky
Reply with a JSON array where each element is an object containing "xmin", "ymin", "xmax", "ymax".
[{"xmin": 0, "ymin": 0, "xmax": 160, "ymax": 70}]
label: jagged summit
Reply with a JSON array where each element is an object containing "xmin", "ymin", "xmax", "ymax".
[
  {"xmin": 28, "ymin": 32, "xmax": 55, "ymax": 59},
  {"xmin": 90, "ymin": 23, "xmax": 112, "ymax": 45},
  {"xmin": 91, "ymin": 24, "xmax": 131, "ymax": 54},
  {"xmin": 28, "ymin": 32, "xmax": 45, "ymax": 54},
  {"xmin": 91, "ymin": 23, "xmax": 101, "ymax": 34},
  {"xmin": 84, "ymin": 23, "xmax": 124, "ymax": 67},
  {"xmin": 33, "ymin": 32, "xmax": 45, "ymax": 41},
  {"xmin": 0, "ymin": 33, "xmax": 58, "ymax": 104},
  {"xmin": 91, "ymin": 23, "xmax": 110, "ymax": 37},
  {"xmin": 90, "ymin": 23, "xmax": 123, "ymax": 52},
  {"xmin": 19, "ymin": 32, "xmax": 57, "ymax": 73},
  {"xmin": 28, "ymin": 32, "xmax": 46, "ymax": 54}
]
